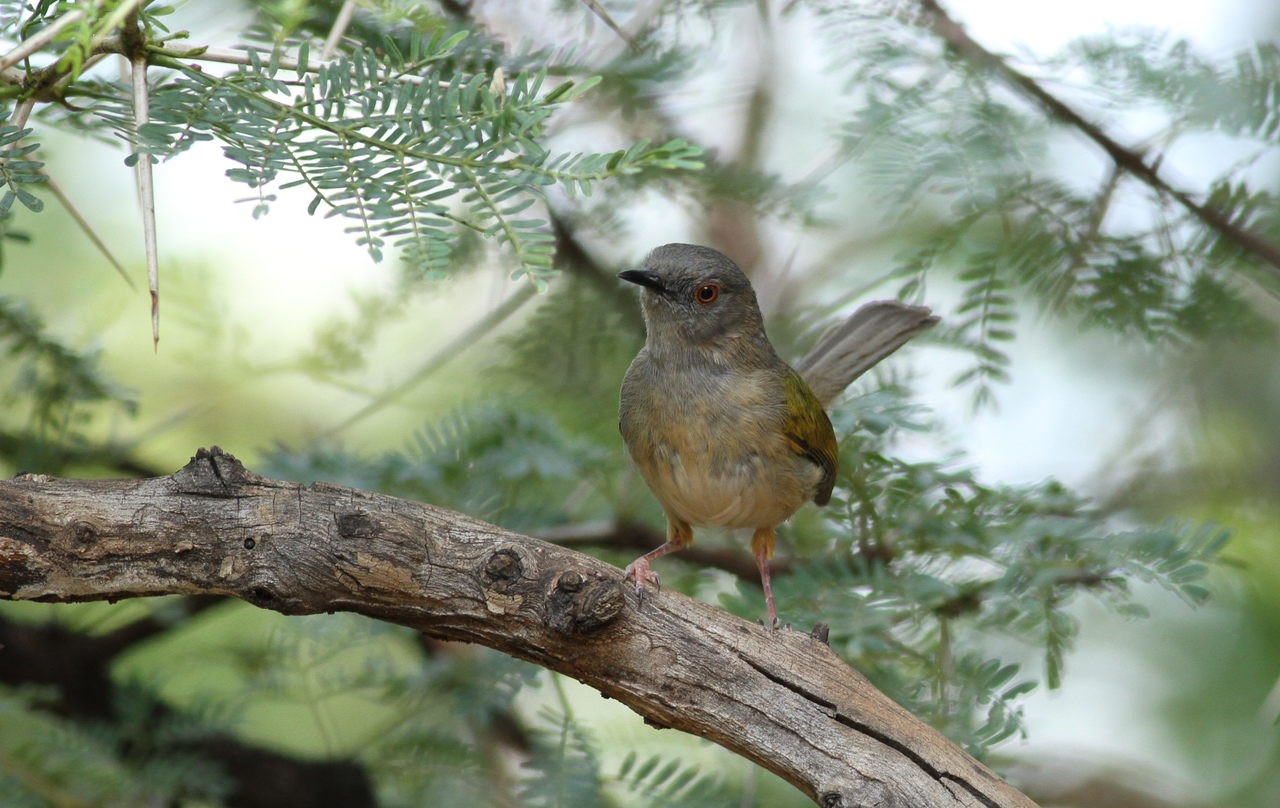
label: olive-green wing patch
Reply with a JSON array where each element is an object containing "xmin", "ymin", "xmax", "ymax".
[{"xmin": 782, "ymin": 369, "xmax": 838, "ymax": 506}]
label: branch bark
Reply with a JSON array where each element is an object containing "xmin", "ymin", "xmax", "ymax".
[{"xmin": 0, "ymin": 447, "xmax": 1038, "ymax": 808}]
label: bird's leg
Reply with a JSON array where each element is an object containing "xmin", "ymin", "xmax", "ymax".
[
  {"xmin": 624, "ymin": 517, "xmax": 692, "ymax": 592},
  {"xmin": 751, "ymin": 527, "xmax": 778, "ymax": 628}
]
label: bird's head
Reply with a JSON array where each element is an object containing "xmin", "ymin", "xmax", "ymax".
[{"xmin": 619, "ymin": 243, "xmax": 767, "ymax": 353}]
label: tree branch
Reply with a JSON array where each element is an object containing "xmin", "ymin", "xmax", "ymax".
[
  {"xmin": 916, "ymin": 0, "xmax": 1280, "ymax": 281},
  {"xmin": 0, "ymin": 447, "xmax": 1038, "ymax": 808}
]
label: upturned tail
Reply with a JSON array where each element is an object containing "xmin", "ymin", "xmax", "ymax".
[{"xmin": 794, "ymin": 300, "xmax": 939, "ymax": 407}]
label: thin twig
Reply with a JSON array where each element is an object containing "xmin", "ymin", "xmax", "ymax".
[
  {"xmin": 915, "ymin": 0, "xmax": 1280, "ymax": 281},
  {"xmin": 53, "ymin": 51, "xmax": 107, "ymax": 89},
  {"xmin": 0, "ymin": 9, "xmax": 84, "ymax": 73},
  {"xmin": 1082, "ymin": 165, "xmax": 1122, "ymax": 245},
  {"xmin": 326, "ymin": 285, "xmax": 539, "ymax": 435},
  {"xmin": 0, "ymin": 35, "xmax": 133, "ymax": 289},
  {"xmin": 1038, "ymin": 164, "xmax": 1123, "ymax": 312},
  {"xmin": 7, "ymin": 96, "xmax": 34, "ymax": 130},
  {"xmin": 320, "ymin": 0, "xmax": 358, "ymax": 61},
  {"xmin": 122, "ymin": 39, "xmax": 451, "ymax": 88},
  {"xmin": 43, "ymin": 173, "xmax": 135, "ymax": 289},
  {"xmin": 93, "ymin": 0, "xmax": 148, "ymax": 50},
  {"xmin": 579, "ymin": 0, "xmax": 639, "ymax": 51}
]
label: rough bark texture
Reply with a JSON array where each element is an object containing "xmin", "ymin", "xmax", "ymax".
[{"xmin": 0, "ymin": 447, "xmax": 1039, "ymax": 808}]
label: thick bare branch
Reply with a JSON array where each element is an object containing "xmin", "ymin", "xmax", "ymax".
[{"xmin": 0, "ymin": 447, "xmax": 1038, "ymax": 808}]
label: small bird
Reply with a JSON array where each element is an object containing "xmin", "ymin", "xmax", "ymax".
[{"xmin": 617, "ymin": 243, "xmax": 938, "ymax": 626}]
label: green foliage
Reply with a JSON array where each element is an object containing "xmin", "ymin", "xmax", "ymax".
[
  {"xmin": 0, "ymin": 0, "xmax": 1274, "ymax": 806},
  {"xmin": 35, "ymin": 10, "xmax": 702, "ymax": 281},
  {"xmin": 822, "ymin": 3, "xmax": 1277, "ymax": 405},
  {"xmin": 519, "ymin": 700, "xmax": 611, "ymax": 808},
  {"xmin": 712, "ymin": 388, "xmax": 1229, "ymax": 754},
  {"xmin": 0, "ymin": 296, "xmax": 135, "ymax": 473},
  {"xmin": 163, "ymin": 610, "xmax": 561, "ymax": 808},
  {"xmin": 0, "ymin": 124, "xmax": 44, "ymax": 213},
  {"xmin": 494, "ymin": 275, "xmax": 641, "ymax": 442},
  {"xmin": 1062, "ymin": 32, "xmax": 1280, "ymax": 144},
  {"xmin": 265, "ymin": 403, "xmax": 608, "ymax": 532},
  {"xmin": 616, "ymin": 750, "xmax": 732, "ymax": 807},
  {"xmin": 0, "ymin": 684, "xmax": 233, "ymax": 806}
]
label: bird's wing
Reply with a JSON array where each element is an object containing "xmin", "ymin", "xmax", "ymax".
[{"xmin": 782, "ymin": 369, "xmax": 839, "ymax": 506}]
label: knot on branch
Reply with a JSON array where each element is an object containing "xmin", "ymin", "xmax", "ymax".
[
  {"xmin": 69, "ymin": 520, "xmax": 98, "ymax": 544},
  {"xmin": 481, "ymin": 546, "xmax": 529, "ymax": 615},
  {"xmin": 173, "ymin": 446, "xmax": 260, "ymax": 496},
  {"xmin": 827, "ymin": 779, "xmax": 895, "ymax": 808},
  {"xmin": 810, "ymin": 622, "xmax": 830, "ymax": 645},
  {"xmin": 336, "ymin": 510, "xmax": 379, "ymax": 539},
  {"xmin": 484, "ymin": 548, "xmax": 524, "ymax": 589},
  {"xmin": 545, "ymin": 570, "xmax": 623, "ymax": 635}
]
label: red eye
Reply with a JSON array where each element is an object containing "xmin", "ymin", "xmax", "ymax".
[{"xmin": 694, "ymin": 283, "xmax": 720, "ymax": 304}]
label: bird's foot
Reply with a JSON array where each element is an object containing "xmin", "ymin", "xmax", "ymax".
[{"xmin": 623, "ymin": 558, "xmax": 661, "ymax": 594}]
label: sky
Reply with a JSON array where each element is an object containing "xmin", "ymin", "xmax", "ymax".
[{"xmin": 956, "ymin": 0, "xmax": 1269, "ymax": 52}]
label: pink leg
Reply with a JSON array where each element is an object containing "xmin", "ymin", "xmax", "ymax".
[
  {"xmin": 751, "ymin": 527, "xmax": 778, "ymax": 628},
  {"xmin": 624, "ymin": 518, "xmax": 692, "ymax": 592}
]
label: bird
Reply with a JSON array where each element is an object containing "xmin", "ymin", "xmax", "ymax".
[{"xmin": 617, "ymin": 243, "xmax": 938, "ymax": 626}]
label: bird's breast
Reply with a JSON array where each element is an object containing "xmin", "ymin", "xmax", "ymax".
[{"xmin": 619, "ymin": 355, "xmax": 823, "ymax": 529}]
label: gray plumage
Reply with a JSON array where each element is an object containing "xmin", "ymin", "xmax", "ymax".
[
  {"xmin": 794, "ymin": 300, "xmax": 940, "ymax": 406},
  {"xmin": 616, "ymin": 242, "xmax": 937, "ymax": 625}
]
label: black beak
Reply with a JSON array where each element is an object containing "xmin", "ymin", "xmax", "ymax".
[{"xmin": 618, "ymin": 269, "xmax": 665, "ymax": 292}]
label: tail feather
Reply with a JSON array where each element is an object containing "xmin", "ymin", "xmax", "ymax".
[{"xmin": 795, "ymin": 300, "xmax": 939, "ymax": 407}]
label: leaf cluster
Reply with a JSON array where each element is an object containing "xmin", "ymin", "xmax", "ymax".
[
  {"xmin": 0, "ymin": 684, "xmax": 233, "ymax": 807},
  {"xmin": 0, "ymin": 1, "xmax": 704, "ymax": 288},
  {"xmin": 738, "ymin": 387, "xmax": 1230, "ymax": 755},
  {"xmin": 39, "ymin": 15, "xmax": 700, "ymax": 282},
  {"xmin": 265, "ymin": 402, "xmax": 608, "ymax": 533},
  {"xmin": 816, "ymin": 3, "xmax": 1278, "ymax": 404},
  {"xmin": 0, "ymin": 124, "xmax": 44, "ymax": 214},
  {"xmin": 0, "ymin": 296, "xmax": 136, "ymax": 473}
]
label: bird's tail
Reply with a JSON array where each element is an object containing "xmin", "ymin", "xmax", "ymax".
[{"xmin": 794, "ymin": 301, "xmax": 939, "ymax": 407}]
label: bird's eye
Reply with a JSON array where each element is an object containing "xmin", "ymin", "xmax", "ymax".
[{"xmin": 694, "ymin": 283, "xmax": 720, "ymax": 305}]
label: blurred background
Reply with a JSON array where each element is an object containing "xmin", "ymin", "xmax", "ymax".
[{"xmin": 1, "ymin": 0, "xmax": 1278, "ymax": 806}]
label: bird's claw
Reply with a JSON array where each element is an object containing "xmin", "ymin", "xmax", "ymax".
[{"xmin": 623, "ymin": 559, "xmax": 661, "ymax": 595}]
